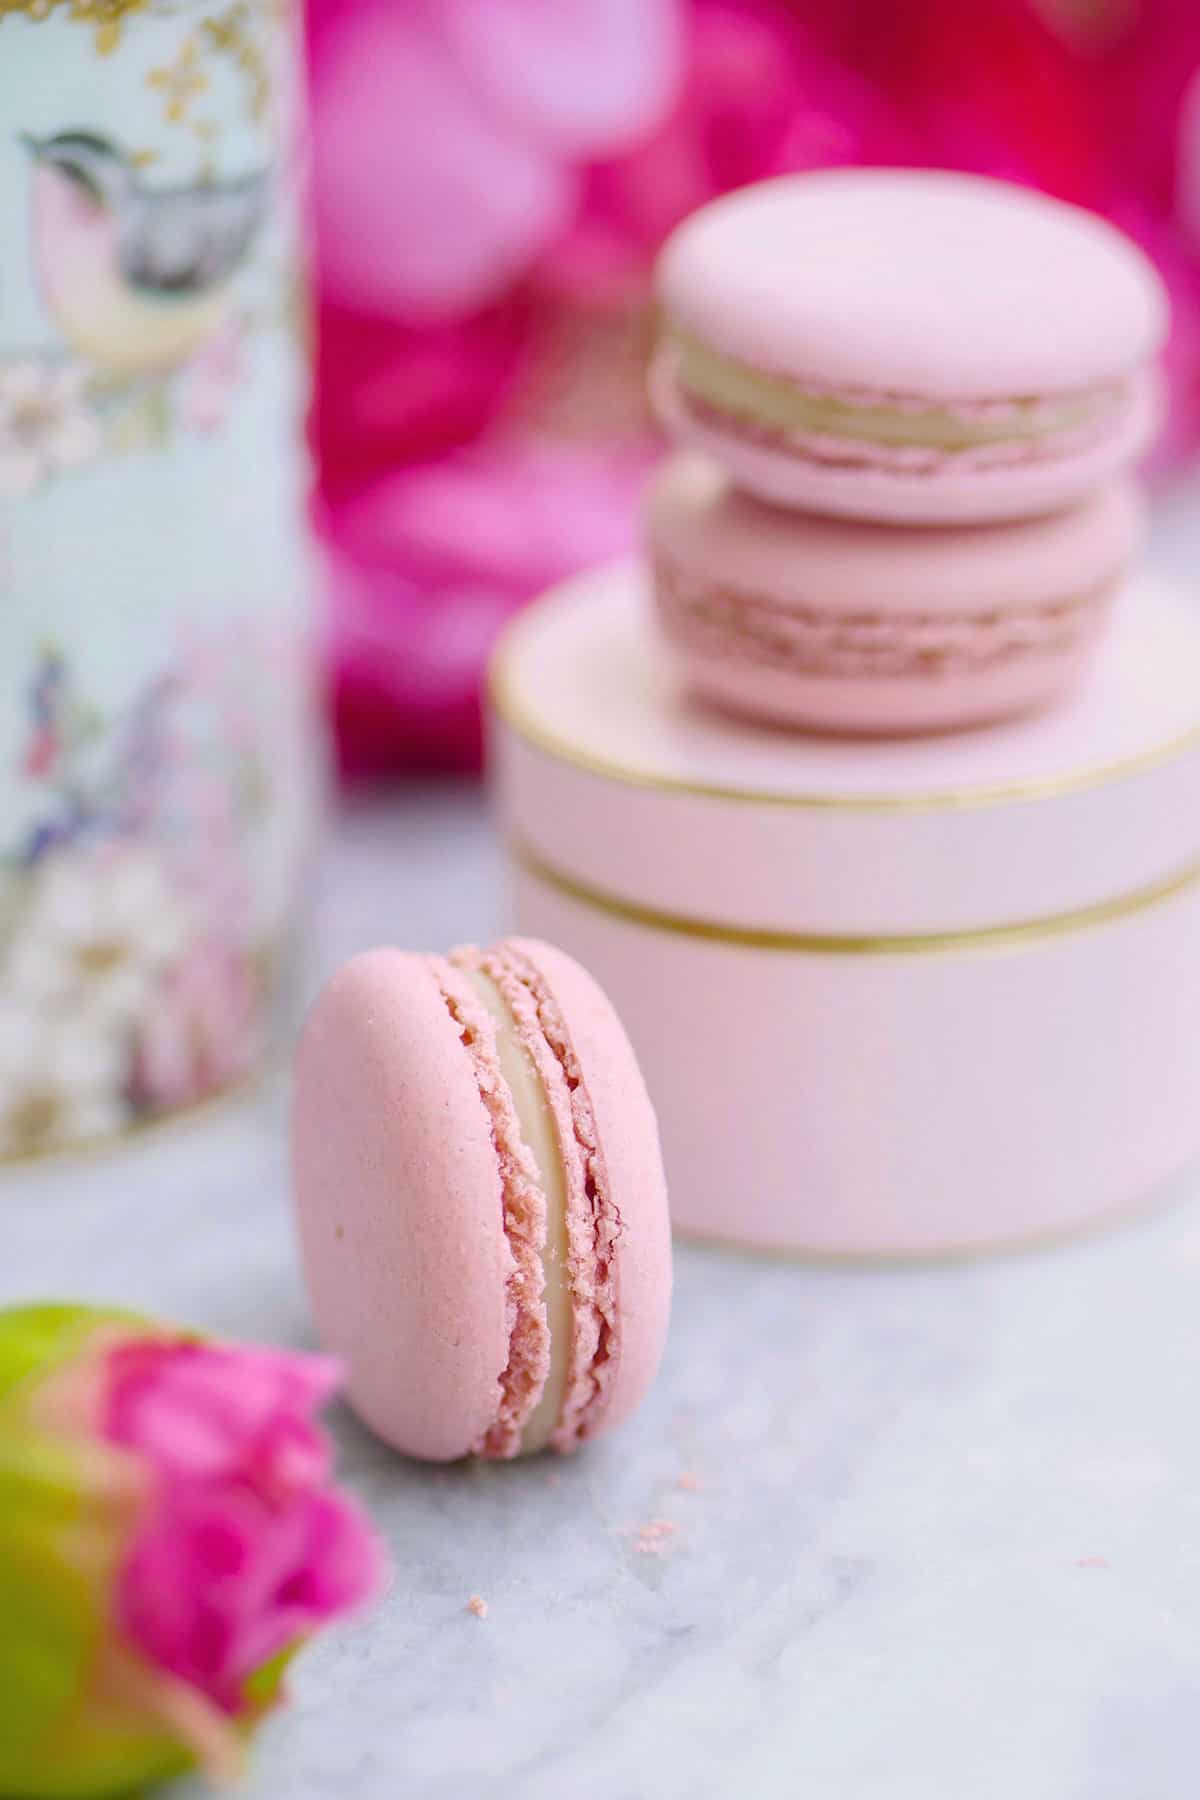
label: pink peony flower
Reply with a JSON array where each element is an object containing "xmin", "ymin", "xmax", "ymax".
[
  {"xmin": 0, "ymin": 1305, "xmax": 383, "ymax": 1797},
  {"xmin": 133, "ymin": 939, "xmax": 261, "ymax": 1111},
  {"xmin": 102, "ymin": 1339, "xmax": 375, "ymax": 1716}
]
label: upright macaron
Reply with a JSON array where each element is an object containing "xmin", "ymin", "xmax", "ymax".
[
  {"xmin": 646, "ymin": 455, "xmax": 1144, "ymax": 734},
  {"xmin": 652, "ymin": 169, "xmax": 1167, "ymax": 524},
  {"xmin": 291, "ymin": 937, "xmax": 671, "ymax": 1462}
]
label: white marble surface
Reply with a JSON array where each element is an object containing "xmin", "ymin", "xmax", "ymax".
[
  {"xmin": 5, "ymin": 790, "xmax": 1200, "ymax": 1800},
  {"xmin": 8, "ymin": 480, "xmax": 1200, "ymax": 1800}
]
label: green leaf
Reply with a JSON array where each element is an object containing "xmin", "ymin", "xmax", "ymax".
[
  {"xmin": 242, "ymin": 1641, "xmax": 298, "ymax": 1713},
  {"xmin": 0, "ymin": 1305, "xmax": 146, "ymax": 1411},
  {"xmin": 0, "ymin": 1428, "xmax": 195, "ymax": 1799},
  {"xmin": 0, "ymin": 1431, "xmax": 95, "ymax": 1755}
]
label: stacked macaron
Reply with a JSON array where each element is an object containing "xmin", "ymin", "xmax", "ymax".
[{"xmin": 647, "ymin": 168, "xmax": 1168, "ymax": 734}]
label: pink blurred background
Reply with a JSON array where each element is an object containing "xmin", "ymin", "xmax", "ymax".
[{"xmin": 306, "ymin": 0, "xmax": 1200, "ymax": 781}]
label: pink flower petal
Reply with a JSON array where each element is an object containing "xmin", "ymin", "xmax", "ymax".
[
  {"xmin": 543, "ymin": 1, "xmax": 910, "ymax": 304},
  {"xmin": 310, "ymin": 0, "xmax": 574, "ymax": 318},
  {"xmin": 331, "ymin": 439, "xmax": 648, "ymax": 589},
  {"xmin": 106, "ymin": 1343, "xmax": 340, "ymax": 1492},
  {"xmin": 440, "ymin": 0, "xmax": 685, "ymax": 156},
  {"xmin": 312, "ymin": 301, "xmax": 531, "ymax": 501},
  {"xmin": 1178, "ymin": 64, "xmax": 1200, "ymax": 249},
  {"xmin": 106, "ymin": 1337, "xmax": 381, "ymax": 1714},
  {"xmin": 325, "ymin": 437, "xmax": 651, "ymax": 777}
]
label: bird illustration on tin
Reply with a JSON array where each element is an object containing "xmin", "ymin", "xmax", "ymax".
[{"xmin": 23, "ymin": 130, "xmax": 269, "ymax": 376}]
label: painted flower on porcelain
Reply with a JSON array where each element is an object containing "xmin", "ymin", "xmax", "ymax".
[
  {"xmin": 178, "ymin": 320, "xmax": 248, "ymax": 435},
  {"xmin": 0, "ymin": 639, "xmax": 287, "ymax": 1156},
  {"xmin": 0, "ymin": 1001, "xmax": 129, "ymax": 1158},
  {"xmin": 4, "ymin": 844, "xmax": 190, "ymax": 1030},
  {"xmin": 0, "ymin": 359, "xmax": 102, "ymax": 496},
  {"xmin": 132, "ymin": 938, "xmax": 261, "ymax": 1110}
]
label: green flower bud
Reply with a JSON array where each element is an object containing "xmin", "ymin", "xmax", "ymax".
[{"xmin": 0, "ymin": 1303, "xmax": 381, "ymax": 1797}]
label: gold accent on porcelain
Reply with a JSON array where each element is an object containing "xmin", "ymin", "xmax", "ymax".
[
  {"xmin": 0, "ymin": 0, "xmax": 149, "ymax": 52},
  {"xmin": 202, "ymin": 2, "xmax": 272, "ymax": 122},
  {"xmin": 511, "ymin": 838, "xmax": 1200, "ymax": 956},
  {"xmin": 489, "ymin": 594, "xmax": 1200, "ymax": 814},
  {"xmin": 147, "ymin": 32, "xmax": 209, "ymax": 124},
  {"xmin": 0, "ymin": 0, "xmax": 276, "ymax": 72}
]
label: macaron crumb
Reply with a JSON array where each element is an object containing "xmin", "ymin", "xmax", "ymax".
[
  {"xmin": 631, "ymin": 1519, "xmax": 678, "ymax": 1556},
  {"xmin": 677, "ymin": 1471, "xmax": 701, "ymax": 1492},
  {"xmin": 467, "ymin": 1594, "xmax": 489, "ymax": 1619},
  {"xmin": 1076, "ymin": 1557, "xmax": 1111, "ymax": 1570}
]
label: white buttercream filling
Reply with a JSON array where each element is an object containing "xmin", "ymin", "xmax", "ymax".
[{"xmin": 670, "ymin": 330, "xmax": 1119, "ymax": 450}]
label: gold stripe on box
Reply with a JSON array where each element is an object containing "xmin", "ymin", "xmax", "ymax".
[{"xmin": 511, "ymin": 838, "xmax": 1200, "ymax": 957}]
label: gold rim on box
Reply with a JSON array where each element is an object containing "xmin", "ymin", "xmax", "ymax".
[
  {"xmin": 512, "ymin": 838, "xmax": 1200, "ymax": 956},
  {"xmin": 489, "ymin": 589, "xmax": 1200, "ymax": 815}
]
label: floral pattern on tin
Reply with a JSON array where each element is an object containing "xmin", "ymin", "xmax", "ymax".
[
  {"xmin": 0, "ymin": 359, "xmax": 103, "ymax": 495},
  {"xmin": 0, "ymin": 0, "xmax": 306, "ymax": 1159},
  {"xmin": 0, "ymin": 640, "xmax": 282, "ymax": 1158}
]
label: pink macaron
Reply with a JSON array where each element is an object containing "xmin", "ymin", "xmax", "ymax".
[
  {"xmin": 652, "ymin": 169, "xmax": 1167, "ymax": 524},
  {"xmin": 291, "ymin": 937, "xmax": 671, "ymax": 1462},
  {"xmin": 645, "ymin": 454, "xmax": 1144, "ymax": 735}
]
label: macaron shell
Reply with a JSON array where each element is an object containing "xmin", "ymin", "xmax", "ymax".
[
  {"xmin": 670, "ymin": 603, "xmax": 1110, "ymax": 736},
  {"xmin": 653, "ymin": 355, "xmax": 1160, "ymax": 524},
  {"xmin": 291, "ymin": 949, "xmax": 512, "ymax": 1462},
  {"xmin": 657, "ymin": 169, "xmax": 1168, "ymax": 399},
  {"xmin": 505, "ymin": 938, "xmax": 672, "ymax": 1440},
  {"xmin": 645, "ymin": 455, "xmax": 1145, "ymax": 613}
]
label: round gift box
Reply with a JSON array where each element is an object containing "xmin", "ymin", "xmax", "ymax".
[{"xmin": 490, "ymin": 562, "xmax": 1200, "ymax": 1255}]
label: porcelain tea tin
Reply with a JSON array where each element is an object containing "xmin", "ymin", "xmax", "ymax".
[
  {"xmin": 492, "ymin": 562, "xmax": 1200, "ymax": 1254},
  {"xmin": 0, "ymin": 1, "xmax": 316, "ymax": 1159}
]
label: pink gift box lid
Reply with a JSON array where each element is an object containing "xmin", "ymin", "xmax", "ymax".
[{"xmin": 490, "ymin": 563, "xmax": 1200, "ymax": 940}]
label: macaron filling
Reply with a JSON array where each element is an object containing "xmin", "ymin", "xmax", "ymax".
[
  {"xmin": 444, "ymin": 943, "xmax": 619, "ymax": 1457},
  {"xmin": 454, "ymin": 944, "xmax": 619, "ymax": 1455},
  {"xmin": 663, "ymin": 331, "xmax": 1128, "ymax": 465},
  {"xmin": 429, "ymin": 961, "xmax": 552, "ymax": 1458},
  {"xmin": 461, "ymin": 966, "xmax": 573, "ymax": 1455}
]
